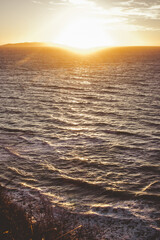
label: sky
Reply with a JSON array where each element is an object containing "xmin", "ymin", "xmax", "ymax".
[{"xmin": 0, "ymin": 0, "xmax": 160, "ymax": 48}]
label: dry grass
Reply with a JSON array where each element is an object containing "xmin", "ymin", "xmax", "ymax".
[{"xmin": 0, "ymin": 185, "xmax": 101, "ymax": 240}]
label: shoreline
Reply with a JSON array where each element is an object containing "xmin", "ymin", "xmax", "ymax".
[{"xmin": 0, "ymin": 184, "xmax": 160, "ymax": 240}]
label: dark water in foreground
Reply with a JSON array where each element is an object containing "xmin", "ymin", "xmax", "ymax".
[{"xmin": 0, "ymin": 47, "xmax": 160, "ymax": 239}]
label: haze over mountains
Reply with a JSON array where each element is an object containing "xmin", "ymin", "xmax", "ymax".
[
  {"xmin": 0, "ymin": 42, "xmax": 48, "ymax": 48},
  {"xmin": 1, "ymin": 42, "xmax": 160, "ymax": 60},
  {"xmin": 1, "ymin": 42, "xmax": 160, "ymax": 49}
]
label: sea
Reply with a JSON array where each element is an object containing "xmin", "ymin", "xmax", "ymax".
[{"xmin": 0, "ymin": 46, "xmax": 160, "ymax": 239}]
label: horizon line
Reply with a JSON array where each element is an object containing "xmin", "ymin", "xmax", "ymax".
[
  {"xmin": 1, "ymin": 41, "xmax": 160, "ymax": 48},
  {"xmin": 1, "ymin": 42, "xmax": 160, "ymax": 55}
]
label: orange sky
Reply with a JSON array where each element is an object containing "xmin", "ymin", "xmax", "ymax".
[{"xmin": 1, "ymin": 0, "xmax": 160, "ymax": 49}]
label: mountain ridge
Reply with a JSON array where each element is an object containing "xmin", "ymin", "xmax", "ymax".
[{"xmin": 0, "ymin": 42, "xmax": 48, "ymax": 48}]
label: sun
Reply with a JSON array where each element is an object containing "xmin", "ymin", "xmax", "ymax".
[{"xmin": 54, "ymin": 17, "xmax": 114, "ymax": 52}]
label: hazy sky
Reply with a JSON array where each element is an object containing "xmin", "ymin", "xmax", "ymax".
[{"xmin": 0, "ymin": 0, "xmax": 160, "ymax": 47}]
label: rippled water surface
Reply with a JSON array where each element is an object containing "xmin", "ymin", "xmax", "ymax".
[{"xmin": 0, "ymin": 47, "xmax": 160, "ymax": 239}]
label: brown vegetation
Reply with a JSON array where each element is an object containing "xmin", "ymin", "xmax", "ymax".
[{"xmin": 0, "ymin": 185, "xmax": 100, "ymax": 240}]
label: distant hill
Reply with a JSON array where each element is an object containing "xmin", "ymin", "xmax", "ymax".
[
  {"xmin": 0, "ymin": 42, "xmax": 47, "ymax": 48},
  {"xmin": 0, "ymin": 43, "xmax": 159, "ymax": 57}
]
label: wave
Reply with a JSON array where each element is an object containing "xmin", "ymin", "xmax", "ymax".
[
  {"xmin": 8, "ymin": 167, "xmax": 32, "ymax": 177},
  {"xmin": 42, "ymin": 172, "xmax": 160, "ymax": 203},
  {"xmin": 4, "ymin": 146, "xmax": 27, "ymax": 160},
  {"xmin": 102, "ymin": 129, "xmax": 145, "ymax": 138},
  {"xmin": 139, "ymin": 165, "xmax": 160, "ymax": 174},
  {"xmin": 0, "ymin": 126, "xmax": 35, "ymax": 135}
]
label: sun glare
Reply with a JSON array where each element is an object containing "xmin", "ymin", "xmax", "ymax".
[{"xmin": 54, "ymin": 17, "xmax": 114, "ymax": 53}]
